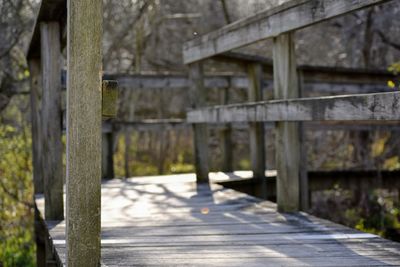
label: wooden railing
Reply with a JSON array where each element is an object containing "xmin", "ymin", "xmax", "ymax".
[{"xmin": 183, "ymin": 0, "xmax": 397, "ymax": 212}]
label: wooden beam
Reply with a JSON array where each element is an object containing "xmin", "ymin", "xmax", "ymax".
[
  {"xmin": 183, "ymin": 0, "xmax": 392, "ymax": 63},
  {"xmin": 40, "ymin": 22, "xmax": 63, "ymax": 220},
  {"xmin": 28, "ymin": 58, "xmax": 44, "ymax": 195},
  {"xmin": 189, "ymin": 63, "xmax": 209, "ymax": 183},
  {"xmin": 187, "ymin": 91, "xmax": 400, "ymax": 123},
  {"xmin": 60, "ymin": 68, "xmax": 394, "ymax": 94},
  {"xmin": 247, "ymin": 63, "xmax": 266, "ymax": 197},
  {"xmin": 66, "ymin": 0, "xmax": 102, "ymax": 265}
]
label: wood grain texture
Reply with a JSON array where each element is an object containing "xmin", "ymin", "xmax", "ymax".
[
  {"xmin": 187, "ymin": 91, "xmax": 400, "ymax": 123},
  {"xmin": 183, "ymin": 0, "xmax": 393, "ymax": 63},
  {"xmin": 66, "ymin": 0, "xmax": 102, "ymax": 266},
  {"xmin": 35, "ymin": 173, "xmax": 400, "ymax": 266},
  {"xmin": 247, "ymin": 63, "xmax": 266, "ymax": 197},
  {"xmin": 28, "ymin": 59, "xmax": 44, "ymax": 194},
  {"xmin": 40, "ymin": 22, "xmax": 63, "ymax": 220},
  {"xmin": 189, "ymin": 63, "xmax": 209, "ymax": 183},
  {"xmin": 273, "ymin": 33, "xmax": 301, "ymax": 212},
  {"xmin": 27, "ymin": 0, "xmax": 66, "ymax": 59}
]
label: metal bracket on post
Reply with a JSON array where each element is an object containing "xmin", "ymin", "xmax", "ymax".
[{"xmin": 102, "ymin": 80, "xmax": 119, "ymax": 119}]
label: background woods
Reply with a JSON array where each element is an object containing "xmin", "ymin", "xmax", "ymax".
[{"xmin": 1, "ymin": 0, "xmax": 400, "ymax": 266}]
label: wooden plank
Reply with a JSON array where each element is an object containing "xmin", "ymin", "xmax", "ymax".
[
  {"xmin": 273, "ymin": 33, "xmax": 301, "ymax": 212},
  {"xmin": 60, "ymin": 69, "xmax": 394, "ymax": 94},
  {"xmin": 109, "ymin": 120, "xmax": 400, "ymax": 132},
  {"xmin": 66, "ymin": 0, "xmax": 102, "ymax": 266},
  {"xmin": 34, "ymin": 173, "xmax": 400, "ymax": 266},
  {"xmin": 183, "ymin": 0, "xmax": 393, "ymax": 63},
  {"xmin": 189, "ymin": 62, "xmax": 209, "ymax": 183},
  {"xmin": 28, "ymin": 59, "xmax": 44, "ymax": 194},
  {"xmin": 247, "ymin": 63, "xmax": 266, "ymax": 198},
  {"xmin": 40, "ymin": 22, "xmax": 63, "ymax": 220},
  {"xmin": 187, "ymin": 91, "xmax": 400, "ymax": 123}
]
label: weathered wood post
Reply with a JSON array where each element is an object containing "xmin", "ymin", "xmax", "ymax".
[
  {"xmin": 273, "ymin": 32, "xmax": 308, "ymax": 212},
  {"xmin": 40, "ymin": 22, "xmax": 63, "ymax": 220},
  {"xmin": 189, "ymin": 62, "xmax": 209, "ymax": 183},
  {"xmin": 219, "ymin": 87, "xmax": 233, "ymax": 172},
  {"xmin": 29, "ymin": 57, "xmax": 47, "ymax": 267},
  {"xmin": 66, "ymin": 0, "xmax": 103, "ymax": 265},
  {"xmin": 28, "ymin": 58, "xmax": 44, "ymax": 195},
  {"xmin": 247, "ymin": 63, "xmax": 267, "ymax": 198}
]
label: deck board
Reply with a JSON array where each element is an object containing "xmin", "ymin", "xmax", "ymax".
[{"xmin": 35, "ymin": 173, "xmax": 400, "ymax": 266}]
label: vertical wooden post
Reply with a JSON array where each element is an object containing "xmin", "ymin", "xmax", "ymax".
[
  {"xmin": 40, "ymin": 22, "xmax": 63, "ymax": 220},
  {"xmin": 247, "ymin": 63, "xmax": 266, "ymax": 198},
  {"xmin": 219, "ymin": 87, "xmax": 233, "ymax": 172},
  {"xmin": 273, "ymin": 32, "xmax": 307, "ymax": 212},
  {"xmin": 66, "ymin": 0, "xmax": 102, "ymax": 265},
  {"xmin": 189, "ymin": 62, "xmax": 209, "ymax": 183},
  {"xmin": 102, "ymin": 131, "xmax": 114, "ymax": 179},
  {"xmin": 28, "ymin": 58, "xmax": 44, "ymax": 195},
  {"xmin": 297, "ymin": 70, "xmax": 309, "ymax": 211}
]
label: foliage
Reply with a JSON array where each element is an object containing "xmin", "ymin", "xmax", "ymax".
[
  {"xmin": 0, "ymin": 96, "xmax": 35, "ymax": 267},
  {"xmin": 312, "ymin": 187, "xmax": 400, "ymax": 242},
  {"xmin": 387, "ymin": 61, "xmax": 400, "ymax": 89}
]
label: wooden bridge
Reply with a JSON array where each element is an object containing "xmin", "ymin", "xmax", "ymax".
[
  {"xmin": 27, "ymin": 0, "xmax": 400, "ymax": 266},
  {"xmin": 36, "ymin": 173, "xmax": 400, "ymax": 266}
]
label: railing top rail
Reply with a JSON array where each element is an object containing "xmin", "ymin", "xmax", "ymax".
[{"xmin": 183, "ymin": 0, "xmax": 392, "ymax": 64}]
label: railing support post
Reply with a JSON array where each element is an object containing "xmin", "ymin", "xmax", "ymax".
[
  {"xmin": 273, "ymin": 32, "xmax": 308, "ymax": 212},
  {"xmin": 40, "ymin": 22, "xmax": 63, "ymax": 220},
  {"xmin": 247, "ymin": 63, "xmax": 267, "ymax": 198},
  {"xmin": 189, "ymin": 62, "xmax": 209, "ymax": 183},
  {"xmin": 28, "ymin": 58, "xmax": 44, "ymax": 195},
  {"xmin": 66, "ymin": 0, "xmax": 103, "ymax": 265}
]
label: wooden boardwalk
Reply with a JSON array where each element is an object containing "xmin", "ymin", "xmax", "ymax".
[{"xmin": 36, "ymin": 173, "xmax": 400, "ymax": 266}]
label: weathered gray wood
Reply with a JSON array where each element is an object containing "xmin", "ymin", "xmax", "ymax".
[
  {"xmin": 298, "ymin": 70, "xmax": 309, "ymax": 211},
  {"xmin": 183, "ymin": 0, "xmax": 393, "ymax": 63},
  {"xmin": 27, "ymin": 0, "xmax": 67, "ymax": 60},
  {"xmin": 273, "ymin": 33, "xmax": 301, "ymax": 212},
  {"xmin": 60, "ymin": 68, "xmax": 394, "ymax": 94},
  {"xmin": 102, "ymin": 132, "xmax": 114, "ymax": 179},
  {"xmin": 109, "ymin": 120, "xmax": 400, "ymax": 132},
  {"xmin": 189, "ymin": 62, "xmax": 209, "ymax": 183},
  {"xmin": 219, "ymin": 87, "xmax": 233, "ymax": 172},
  {"xmin": 247, "ymin": 63, "xmax": 267, "ymax": 198},
  {"xmin": 34, "ymin": 173, "xmax": 400, "ymax": 266},
  {"xmin": 28, "ymin": 59, "xmax": 44, "ymax": 195},
  {"xmin": 40, "ymin": 22, "xmax": 63, "ymax": 220},
  {"xmin": 187, "ymin": 91, "xmax": 400, "ymax": 123},
  {"xmin": 66, "ymin": 0, "xmax": 102, "ymax": 266}
]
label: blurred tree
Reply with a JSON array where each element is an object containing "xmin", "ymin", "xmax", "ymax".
[{"xmin": 0, "ymin": 0, "xmax": 37, "ymax": 112}]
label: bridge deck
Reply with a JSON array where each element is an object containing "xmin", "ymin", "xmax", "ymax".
[{"xmin": 36, "ymin": 173, "xmax": 400, "ymax": 266}]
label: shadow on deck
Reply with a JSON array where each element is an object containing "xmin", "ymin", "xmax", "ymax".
[{"xmin": 35, "ymin": 173, "xmax": 400, "ymax": 266}]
